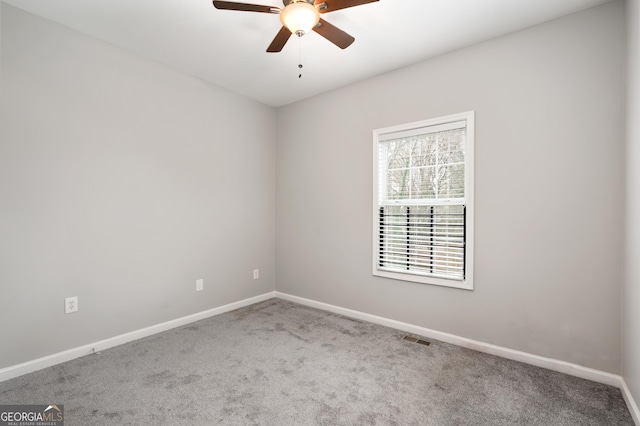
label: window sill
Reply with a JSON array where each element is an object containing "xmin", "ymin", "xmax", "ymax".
[{"xmin": 373, "ymin": 268, "xmax": 473, "ymax": 290}]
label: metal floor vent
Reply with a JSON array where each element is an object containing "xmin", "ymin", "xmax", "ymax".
[{"xmin": 402, "ymin": 335, "xmax": 431, "ymax": 346}]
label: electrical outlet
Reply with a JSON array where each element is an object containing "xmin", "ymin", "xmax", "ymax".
[
  {"xmin": 253, "ymin": 269, "xmax": 259, "ymax": 280},
  {"xmin": 65, "ymin": 296, "xmax": 78, "ymax": 314},
  {"xmin": 196, "ymin": 279, "xmax": 204, "ymax": 292}
]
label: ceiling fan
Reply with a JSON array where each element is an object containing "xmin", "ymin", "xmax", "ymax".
[{"xmin": 212, "ymin": 0, "xmax": 379, "ymax": 52}]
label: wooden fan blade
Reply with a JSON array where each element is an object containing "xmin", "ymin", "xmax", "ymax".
[
  {"xmin": 267, "ymin": 26, "xmax": 292, "ymax": 52},
  {"xmin": 313, "ymin": 18, "xmax": 354, "ymax": 49},
  {"xmin": 314, "ymin": 0, "xmax": 378, "ymax": 13},
  {"xmin": 212, "ymin": 1, "xmax": 280, "ymax": 13}
]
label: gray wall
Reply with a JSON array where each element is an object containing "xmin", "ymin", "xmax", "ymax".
[
  {"xmin": 0, "ymin": 5, "xmax": 276, "ymax": 368},
  {"xmin": 624, "ymin": 0, "xmax": 640, "ymax": 408},
  {"xmin": 276, "ymin": 1, "xmax": 626, "ymax": 373}
]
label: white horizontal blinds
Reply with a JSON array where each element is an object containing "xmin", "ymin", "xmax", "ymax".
[
  {"xmin": 378, "ymin": 205, "xmax": 465, "ymax": 279},
  {"xmin": 377, "ymin": 120, "xmax": 467, "ymax": 281},
  {"xmin": 378, "ymin": 120, "xmax": 466, "ymax": 142}
]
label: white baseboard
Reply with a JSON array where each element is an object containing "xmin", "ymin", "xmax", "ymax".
[
  {"xmin": 621, "ymin": 379, "xmax": 640, "ymax": 425},
  {"xmin": 0, "ymin": 291, "xmax": 276, "ymax": 383},
  {"xmin": 275, "ymin": 291, "xmax": 640, "ymax": 421}
]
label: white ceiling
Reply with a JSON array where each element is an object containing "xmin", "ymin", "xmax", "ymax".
[{"xmin": 2, "ymin": 0, "xmax": 611, "ymax": 107}]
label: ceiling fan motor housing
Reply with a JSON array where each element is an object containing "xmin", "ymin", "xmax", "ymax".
[{"xmin": 282, "ymin": 0, "xmax": 316, "ymax": 6}]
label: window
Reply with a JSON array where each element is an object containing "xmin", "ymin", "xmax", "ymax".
[{"xmin": 373, "ymin": 112, "xmax": 474, "ymax": 290}]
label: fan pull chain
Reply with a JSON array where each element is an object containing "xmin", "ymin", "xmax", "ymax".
[{"xmin": 298, "ymin": 37, "xmax": 303, "ymax": 79}]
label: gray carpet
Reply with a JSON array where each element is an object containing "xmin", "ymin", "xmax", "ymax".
[{"xmin": 0, "ymin": 299, "xmax": 633, "ymax": 425}]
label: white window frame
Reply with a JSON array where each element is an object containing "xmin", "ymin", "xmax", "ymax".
[{"xmin": 372, "ymin": 111, "xmax": 474, "ymax": 290}]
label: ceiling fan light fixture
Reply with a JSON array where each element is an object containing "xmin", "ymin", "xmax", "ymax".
[{"xmin": 280, "ymin": 1, "xmax": 320, "ymax": 37}]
